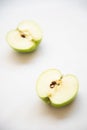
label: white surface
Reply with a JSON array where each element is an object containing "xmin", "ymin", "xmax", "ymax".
[{"xmin": 0, "ymin": 0, "xmax": 87, "ymax": 130}]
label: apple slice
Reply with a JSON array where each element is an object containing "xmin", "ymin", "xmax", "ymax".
[
  {"xmin": 36, "ymin": 69, "xmax": 79, "ymax": 107},
  {"xmin": 6, "ymin": 20, "xmax": 42, "ymax": 53}
]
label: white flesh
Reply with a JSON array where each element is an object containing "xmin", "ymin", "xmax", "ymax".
[
  {"xmin": 7, "ymin": 30, "xmax": 35, "ymax": 50},
  {"xmin": 37, "ymin": 69, "xmax": 79, "ymax": 104},
  {"xmin": 18, "ymin": 20, "xmax": 42, "ymax": 41}
]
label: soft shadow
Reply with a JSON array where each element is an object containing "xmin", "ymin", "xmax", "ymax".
[
  {"xmin": 36, "ymin": 95, "xmax": 80, "ymax": 119},
  {"xmin": 6, "ymin": 45, "xmax": 43, "ymax": 65}
]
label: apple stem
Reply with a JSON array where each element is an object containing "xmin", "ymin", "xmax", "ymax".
[{"xmin": 56, "ymin": 76, "xmax": 63, "ymax": 85}]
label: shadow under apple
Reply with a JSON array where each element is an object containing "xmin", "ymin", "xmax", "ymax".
[
  {"xmin": 36, "ymin": 95, "xmax": 80, "ymax": 120},
  {"xmin": 6, "ymin": 44, "xmax": 44, "ymax": 65}
]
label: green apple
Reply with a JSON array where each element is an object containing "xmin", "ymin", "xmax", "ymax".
[
  {"xmin": 36, "ymin": 69, "xmax": 79, "ymax": 107},
  {"xmin": 6, "ymin": 20, "xmax": 42, "ymax": 53}
]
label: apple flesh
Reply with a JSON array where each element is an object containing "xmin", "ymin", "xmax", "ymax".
[
  {"xmin": 6, "ymin": 20, "xmax": 42, "ymax": 53},
  {"xmin": 36, "ymin": 69, "xmax": 79, "ymax": 107}
]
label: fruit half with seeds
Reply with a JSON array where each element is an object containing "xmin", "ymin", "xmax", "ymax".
[
  {"xmin": 6, "ymin": 20, "xmax": 42, "ymax": 52},
  {"xmin": 36, "ymin": 69, "xmax": 79, "ymax": 107}
]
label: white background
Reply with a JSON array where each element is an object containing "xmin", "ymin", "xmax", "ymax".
[{"xmin": 0, "ymin": 0, "xmax": 87, "ymax": 129}]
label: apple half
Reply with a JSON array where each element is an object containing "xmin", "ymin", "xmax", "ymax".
[
  {"xmin": 6, "ymin": 20, "xmax": 42, "ymax": 52},
  {"xmin": 36, "ymin": 69, "xmax": 79, "ymax": 107}
]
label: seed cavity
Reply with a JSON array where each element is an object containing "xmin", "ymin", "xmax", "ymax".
[{"xmin": 50, "ymin": 76, "xmax": 63, "ymax": 88}]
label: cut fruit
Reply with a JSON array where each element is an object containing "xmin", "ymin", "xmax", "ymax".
[
  {"xmin": 36, "ymin": 69, "xmax": 79, "ymax": 107},
  {"xmin": 6, "ymin": 20, "xmax": 42, "ymax": 53}
]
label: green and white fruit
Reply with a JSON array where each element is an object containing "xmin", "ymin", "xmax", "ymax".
[
  {"xmin": 6, "ymin": 20, "xmax": 42, "ymax": 53},
  {"xmin": 36, "ymin": 69, "xmax": 79, "ymax": 107}
]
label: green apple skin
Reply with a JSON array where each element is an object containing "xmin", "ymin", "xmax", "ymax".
[
  {"xmin": 39, "ymin": 91, "xmax": 78, "ymax": 108},
  {"xmin": 36, "ymin": 69, "xmax": 79, "ymax": 108},
  {"xmin": 38, "ymin": 85, "xmax": 79, "ymax": 108}
]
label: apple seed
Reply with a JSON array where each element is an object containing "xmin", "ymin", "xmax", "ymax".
[
  {"xmin": 50, "ymin": 81, "xmax": 56, "ymax": 88},
  {"xmin": 21, "ymin": 34, "xmax": 26, "ymax": 38},
  {"xmin": 50, "ymin": 76, "xmax": 63, "ymax": 88}
]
